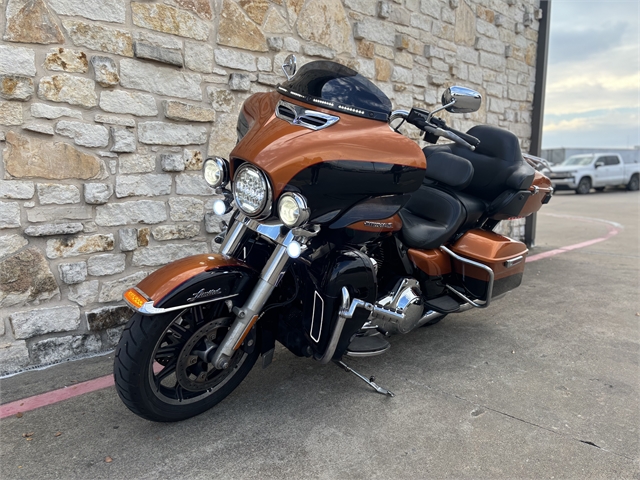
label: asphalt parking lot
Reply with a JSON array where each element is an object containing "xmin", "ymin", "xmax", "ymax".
[{"xmin": 1, "ymin": 189, "xmax": 638, "ymax": 479}]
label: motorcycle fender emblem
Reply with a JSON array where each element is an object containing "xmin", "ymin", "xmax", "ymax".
[
  {"xmin": 363, "ymin": 221, "xmax": 393, "ymax": 229},
  {"xmin": 187, "ymin": 287, "xmax": 222, "ymax": 303}
]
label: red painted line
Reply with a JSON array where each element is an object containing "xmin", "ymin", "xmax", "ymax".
[
  {"xmin": 0, "ymin": 374, "xmax": 114, "ymax": 419},
  {"xmin": 526, "ymin": 215, "xmax": 622, "ymax": 263},
  {"xmin": 0, "ymin": 215, "xmax": 622, "ymax": 417}
]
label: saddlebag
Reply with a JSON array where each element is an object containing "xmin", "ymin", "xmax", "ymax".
[{"xmin": 450, "ymin": 229, "xmax": 528, "ymax": 299}]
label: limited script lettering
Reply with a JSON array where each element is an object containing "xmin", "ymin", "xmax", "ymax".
[{"xmin": 187, "ymin": 287, "xmax": 222, "ymax": 302}]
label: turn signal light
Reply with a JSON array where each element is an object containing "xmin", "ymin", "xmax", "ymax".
[{"xmin": 124, "ymin": 288, "xmax": 147, "ymax": 309}]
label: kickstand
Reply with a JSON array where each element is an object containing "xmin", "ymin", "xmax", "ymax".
[{"xmin": 335, "ymin": 360, "xmax": 395, "ymax": 397}]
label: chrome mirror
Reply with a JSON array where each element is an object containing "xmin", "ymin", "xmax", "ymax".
[
  {"xmin": 442, "ymin": 86, "xmax": 482, "ymax": 113},
  {"xmin": 282, "ymin": 54, "xmax": 297, "ymax": 80}
]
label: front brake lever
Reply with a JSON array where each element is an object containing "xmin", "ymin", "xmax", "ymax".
[{"xmin": 423, "ymin": 125, "xmax": 476, "ymax": 151}]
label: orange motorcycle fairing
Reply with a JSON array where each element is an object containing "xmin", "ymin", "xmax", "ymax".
[
  {"xmin": 408, "ymin": 248, "xmax": 452, "ymax": 276},
  {"xmin": 123, "ymin": 254, "xmax": 258, "ymax": 315}
]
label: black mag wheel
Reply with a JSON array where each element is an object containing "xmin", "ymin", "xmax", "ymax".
[
  {"xmin": 114, "ymin": 305, "xmax": 259, "ymax": 422},
  {"xmin": 575, "ymin": 177, "xmax": 591, "ymax": 194}
]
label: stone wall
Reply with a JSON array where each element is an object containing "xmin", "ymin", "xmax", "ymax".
[{"xmin": 0, "ymin": 0, "xmax": 541, "ymax": 374}]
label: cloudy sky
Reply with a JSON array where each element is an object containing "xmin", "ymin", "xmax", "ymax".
[{"xmin": 542, "ymin": 1, "xmax": 639, "ymax": 149}]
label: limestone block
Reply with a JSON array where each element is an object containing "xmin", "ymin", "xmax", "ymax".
[
  {"xmin": 0, "ymin": 45, "xmax": 36, "ymax": 77},
  {"xmin": 175, "ymin": 173, "xmax": 216, "ymax": 196},
  {"xmin": 206, "ymin": 112, "xmax": 236, "ymax": 159},
  {"xmin": 120, "ymin": 59, "xmax": 202, "ymax": 101},
  {"xmin": 152, "ymin": 223, "xmax": 200, "ymax": 241},
  {"xmin": 55, "ymin": 121, "xmax": 109, "ymax": 148},
  {"xmin": 31, "ymin": 103, "xmax": 82, "ymax": 120},
  {"xmin": 68, "ymin": 279, "xmax": 99, "ymax": 307},
  {"xmin": 99, "ymin": 89, "xmax": 158, "ymax": 117},
  {"xmin": 105, "ymin": 326, "xmax": 125, "ymax": 348},
  {"xmin": 138, "ymin": 227, "xmax": 150, "ymax": 246},
  {"xmin": 131, "ymin": 2, "xmax": 209, "ymax": 41},
  {"xmin": 48, "ymin": 0, "xmax": 125, "ymax": 23},
  {"xmin": 95, "ymin": 200, "xmax": 167, "ymax": 226},
  {"xmin": 0, "ymin": 248, "xmax": 59, "ymax": 307},
  {"xmin": 238, "ymin": 0, "xmax": 269, "ymax": 23},
  {"xmin": 23, "ymin": 123, "xmax": 54, "ymax": 135},
  {"xmin": 118, "ymin": 228, "xmax": 137, "ymax": 251},
  {"xmin": 37, "ymin": 183, "xmax": 81, "ymax": 205},
  {"xmin": 169, "ymin": 197, "xmax": 204, "ymax": 221},
  {"xmin": 267, "ymin": 36, "xmax": 284, "ymax": 51},
  {"xmin": 63, "ymin": 20, "xmax": 133, "ymax": 57},
  {"xmin": 24, "ymin": 223, "xmax": 83, "ymax": 237},
  {"xmin": 94, "ymin": 114, "xmax": 134, "ymax": 127},
  {"xmin": 86, "ymin": 305, "xmax": 130, "ymax": 331},
  {"xmin": 175, "ymin": 0, "xmax": 213, "ymax": 20},
  {"xmin": 0, "ymin": 340, "xmax": 30, "ymax": 376},
  {"xmin": 257, "ymin": 73, "xmax": 279, "ymax": 86},
  {"xmin": 0, "ymin": 234, "xmax": 28, "ymax": 259},
  {"xmin": 0, "ymin": 75, "xmax": 33, "ymax": 101},
  {"xmin": 111, "ymin": 127, "xmax": 136, "ymax": 153},
  {"xmin": 134, "ymin": 41, "xmax": 183, "ymax": 67},
  {"xmin": 297, "ymin": 0, "xmax": 352, "ymax": 53},
  {"xmin": 164, "ymin": 100, "xmax": 215, "ymax": 122},
  {"xmin": 160, "ymin": 153, "xmax": 185, "ymax": 172},
  {"xmin": 0, "ymin": 201, "xmax": 20, "ymax": 228},
  {"xmin": 90, "ymin": 56, "xmax": 119, "ymax": 88},
  {"xmin": 0, "ymin": 101, "xmax": 23, "ymax": 126},
  {"xmin": 374, "ymin": 58, "xmax": 392, "ymax": 81},
  {"xmin": 479, "ymin": 51, "xmax": 506, "ymax": 71},
  {"xmin": 87, "ymin": 253, "xmax": 126, "ymax": 276},
  {"xmin": 98, "ymin": 271, "xmax": 148, "ymax": 303},
  {"xmin": 115, "ymin": 174, "xmax": 172, "ymax": 198},
  {"xmin": 218, "ymin": 0, "xmax": 267, "ymax": 52},
  {"xmin": 353, "ymin": 18, "xmax": 396, "ymax": 46},
  {"xmin": 44, "ymin": 48, "xmax": 89, "ymax": 73},
  {"xmin": 3, "ymin": 0, "xmax": 64, "ymax": 44},
  {"xmin": 46, "ymin": 234, "xmax": 115, "ymax": 259},
  {"xmin": 132, "ymin": 242, "xmax": 208, "ymax": 267},
  {"xmin": 206, "ymin": 87, "xmax": 234, "ymax": 112},
  {"xmin": 302, "ymin": 44, "xmax": 336, "ymax": 59},
  {"xmin": 119, "ymin": 153, "xmax": 156, "ymax": 174},
  {"xmin": 38, "ymin": 74, "xmax": 97, "ymax": 108},
  {"xmin": 258, "ymin": 57, "xmax": 272, "ymax": 72},
  {"xmin": 30, "ymin": 334, "xmax": 102, "ymax": 365},
  {"xmin": 0, "ymin": 181, "xmax": 34, "ymax": 199},
  {"xmin": 184, "ymin": 149, "xmax": 203, "ymax": 170},
  {"xmin": 214, "ymin": 49, "xmax": 257, "ymax": 72},
  {"xmin": 58, "ymin": 261, "xmax": 87, "ymax": 284},
  {"xmin": 263, "ymin": 8, "xmax": 290, "ymax": 34},
  {"xmin": 138, "ymin": 122, "xmax": 208, "ymax": 146},
  {"xmin": 283, "ymin": 37, "xmax": 301, "ymax": 53},
  {"xmin": 27, "ymin": 206, "xmax": 92, "ymax": 223},
  {"xmin": 185, "ymin": 41, "xmax": 214, "ymax": 73}
]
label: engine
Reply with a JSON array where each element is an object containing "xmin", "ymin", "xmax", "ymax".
[{"xmin": 372, "ymin": 278, "xmax": 424, "ymax": 334}]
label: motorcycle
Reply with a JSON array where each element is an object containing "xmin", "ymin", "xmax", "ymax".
[{"xmin": 114, "ymin": 56, "xmax": 553, "ymax": 422}]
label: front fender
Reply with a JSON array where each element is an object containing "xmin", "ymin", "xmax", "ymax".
[{"xmin": 123, "ymin": 254, "xmax": 257, "ymax": 315}]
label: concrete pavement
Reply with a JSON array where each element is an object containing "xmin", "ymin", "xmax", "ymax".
[{"xmin": 1, "ymin": 189, "xmax": 638, "ymax": 479}]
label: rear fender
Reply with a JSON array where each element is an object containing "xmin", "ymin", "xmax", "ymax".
[{"xmin": 123, "ymin": 254, "xmax": 257, "ymax": 316}]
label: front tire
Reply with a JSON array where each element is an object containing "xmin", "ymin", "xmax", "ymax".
[
  {"xmin": 575, "ymin": 177, "xmax": 591, "ymax": 194},
  {"xmin": 627, "ymin": 174, "xmax": 639, "ymax": 191},
  {"xmin": 114, "ymin": 306, "xmax": 259, "ymax": 422}
]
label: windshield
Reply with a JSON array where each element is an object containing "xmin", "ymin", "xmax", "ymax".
[
  {"xmin": 562, "ymin": 155, "xmax": 594, "ymax": 166},
  {"xmin": 278, "ymin": 60, "xmax": 392, "ymax": 122}
]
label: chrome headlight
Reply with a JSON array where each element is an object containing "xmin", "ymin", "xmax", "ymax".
[
  {"xmin": 203, "ymin": 157, "xmax": 229, "ymax": 188},
  {"xmin": 233, "ymin": 163, "xmax": 272, "ymax": 216},
  {"xmin": 278, "ymin": 192, "xmax": 310, "ymax": 228}
]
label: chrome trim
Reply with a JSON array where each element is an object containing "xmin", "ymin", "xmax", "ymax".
[
  {"xmin": 440, "ymin": 245, "xmax": 494, "ymax": 309},
  {"xmin": 136, "ymin": 293, "xmax": 240, "ymax": 315},
  {"xmin": 344, "ymin": 343, "xmax": 390, "ymax": 357},
  {"xmin": 219, "ymin": 213, "xmax": 248, "ymax": 257},
  {"xmin": 316, "ymin": 287, "xmax": 350, "ymax": 364},
  {"xmin": 281, "ymin": 54, "xmax": 297, "ymax": 80},
  {"xmin": 504, "ymin": 255, "xmax": 524, "ymax": 268},
  {"xmin": 523, "ymin": 152, "xmax": 551, "ymax": 171},
  {"xmin": 203, "ymin": 156, "xmax": 229, "ymax": 188},
  {"xmin": 310, "ymin": 291, "xmax": 324, "ymax": 343},
  {"xmin": 275, "ymin": 100, "xmax": 340, "ymax": 131},
  {"xmin": 336, "ymin": 360, "xmax": 394, "ymax": 397}
]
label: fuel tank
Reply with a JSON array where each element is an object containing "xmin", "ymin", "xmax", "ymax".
[{"xmin": 230, "ymin": 90, "xmax": 425, "ymax": 224}]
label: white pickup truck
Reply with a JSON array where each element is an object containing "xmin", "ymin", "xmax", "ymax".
[{"xmin": 547, "ymin": 153, "xmax": 640, "ymax": 194}]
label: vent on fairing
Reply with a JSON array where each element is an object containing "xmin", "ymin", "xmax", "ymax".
[{"xmin": 275, "ymin": 100, "xmax": 340, "ymax": 131}]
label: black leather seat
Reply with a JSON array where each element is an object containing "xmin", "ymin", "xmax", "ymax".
[{"xmin": 400, "ymin": 125, "xmax": 534, "ymax": 250}]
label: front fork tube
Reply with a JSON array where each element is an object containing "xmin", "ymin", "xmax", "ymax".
[{"xmin": 212, "ymin": 217, "xmax": 295, "ymax": 370}]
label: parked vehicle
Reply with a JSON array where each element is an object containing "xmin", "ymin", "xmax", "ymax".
[
  {"xmin": 114, "ymin": 57, "xmax": 553, "ymax": 422},
  {"xmin": 547, "ymin": 153, "xmax": 640, "ymax": 194}
]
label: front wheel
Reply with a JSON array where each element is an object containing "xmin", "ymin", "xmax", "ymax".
[
  {"xmin": 627, "ymin": 174, "xmax": 639, "ymax": 191},
  {"xmin": 575, "ymin": 177, "xmax": 591, "ymax": 194},
  {"xmin": 114, "ymin": 305, "xmax": 259, "ymax": 422}
]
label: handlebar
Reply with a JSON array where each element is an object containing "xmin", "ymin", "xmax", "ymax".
[{"xmin": 395, "ymin": 107, "xmax": 480, "ymax": 151}]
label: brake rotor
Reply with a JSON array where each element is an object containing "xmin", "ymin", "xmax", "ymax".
[{"xmin": 175, "ymin": 317, "xmax": 241, "ymax": 392}]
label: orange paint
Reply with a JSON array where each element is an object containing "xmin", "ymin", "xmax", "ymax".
[{"xmin": 408, "ymin": 248, "xmax": 452, "ymax": 276}]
